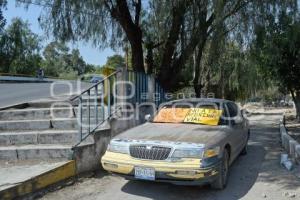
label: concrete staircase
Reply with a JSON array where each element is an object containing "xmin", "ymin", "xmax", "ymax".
[
  {"xmin": 0, "ymin": 93, "xmax": 110, "ymax": 199},
  {"xmin": 0, "ymin": 86, "xmax": 109, "ymax": 162},
  {"xmin": 0, "ymin": 108, "xmax": 78, "ymax": 160},
  {"xmin": 0, "ymin": 105, "xmax": 80, "ymax": 161}
]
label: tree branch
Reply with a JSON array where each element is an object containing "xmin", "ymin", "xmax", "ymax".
[
  {"xmin": 133, "ymin": 0, "xmax": 141, "ymax": 25},
  {"xmin": 207, "ymin": 0, "xmax": 248, "ymax": 36},
  {"xmin": 160, "ymin": 0, "xmax": 190, "ymax": 71},
  {"xmin": 103, "ymin": 0, "xmax": 114, "ymax": 13},
  {"xmin": 223, "ymin": 0, "xmax": 247, "ymax": 22}
]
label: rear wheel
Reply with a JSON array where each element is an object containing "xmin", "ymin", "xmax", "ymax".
[{"xmin": 211, "ymin": 149, "xmax": 229, "ymax": 190}]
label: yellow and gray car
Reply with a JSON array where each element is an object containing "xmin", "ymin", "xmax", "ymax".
[{"xmin": 101, "ymin": 98, "xmax": 250, "ymax": 189}]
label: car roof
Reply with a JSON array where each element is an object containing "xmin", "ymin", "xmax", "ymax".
[{"xmin": 165, "ymin": 98, "xmax": 235, "ymax": 105}]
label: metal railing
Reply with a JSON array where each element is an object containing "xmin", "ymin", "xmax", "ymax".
[
  {"xmin": 71, "ymin": 69, "xmax": 167, "ymax": 147},
  {"xmin": 127, "ymin": 70, "xmax": 166, "ymax": 106},
  {"xmin": 71, "ymin": 70, "xmax": 119, "ymax": 146}
]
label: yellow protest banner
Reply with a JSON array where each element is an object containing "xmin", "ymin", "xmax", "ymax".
[
  {"xmin": 153, "ymin": 108, "xmax": 190, "ymax": 123},
  {"xmin": 183, "ymin": 108, "xmax": 223, "ymax": 126}
]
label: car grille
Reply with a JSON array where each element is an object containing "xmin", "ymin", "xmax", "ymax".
[{"xmin": 129, "ymin": 145, "xmax": 171, "ymax": 160}]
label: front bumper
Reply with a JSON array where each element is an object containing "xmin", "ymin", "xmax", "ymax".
[{"xmin": 101, "ymin": 151, "xmax": 220, "ymax": 186}]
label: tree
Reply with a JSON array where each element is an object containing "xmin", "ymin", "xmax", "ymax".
[
  {"xmin": 19, "ymin": 0, "xmax": 298, "ymax": 97},
  {"xmin": 0, "ymin": 0, "xmax": 6, "ymax": 33},
  {"xmin": 20, "ymin": 0, "xmax": 144, "ymax": 72},
  {"xmin": 19, "ymin": 0, "xmax": 248, "ymax": 90},
  {"xmin": 105, "ymin": 54, "xmax": 125, "ymax": 69},
  {"xmin": 0, "ymin": 17, "xmax": 42, "ymax": 75},
  {"xmin": 185, "ymin": 0, "xmax": 298, "ymax": 97},
  {"xmin": 144, "ymin": 0, "xmax": 250, "ymax": 92},
  {"xmin": 95, "ymin": 54, "xmax": 125, "ymax": 76},
  {"xmin": 42, "ymin": 41, "xmax": 70, "ymax": 77},
  {"xmin": 70, "ymin": 49, "xmax": 87, "ymax": 75},
  {"xmin": 253, "ymin": 12, "xmax": 300, "ymax": 119},
  {"xmin": 42, "ymin": 41, "xmax": 93, "ymax": 77}
]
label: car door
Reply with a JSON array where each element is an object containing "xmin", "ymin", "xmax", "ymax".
[{"xmin": 226, "ymin": 102, "xmax": 246, "ymax": 159}]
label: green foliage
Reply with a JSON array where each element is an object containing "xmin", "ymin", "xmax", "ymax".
[
  {"xmin": 42, "ymin": 41, "xmax": 95, "ymax": 77},
  {"xmin": 27, "ymin": 0, "xmax": 123, "ymax": 50},
  {"xmin": 15, "ymin": 0, "xmax": 298, "ymax": 103},
  {"xmin": 42, "ymin": 41, "xmax": 68, "ymax": 77},
  {"xmin": 0, "ymin": 0, "xmax": 6, "ymax": 33},
  {"xmin": 194, "ymin": 40, "xmax": 271, "ymax": 101},
  {"xmin": 0, "ymin": 18, "xmax": 96, "ymax": 78},
  {"xmin": 105, "ymin": 55, "xmax": 125, "ymax": 69},
  {"xmin": 0, "ymin": 17, "xmax": 42, "ymax": 75},
  {"xmin": 252, "ymin": 10, "xmax": 300, "ymax": 117},
  {"xmin": 253, "ymin": 12, "xmax": 300, "ymax": 93},
  {"xmin": 94, "ymin": 54, "xmax": 125, "ymax": 76},
  {"xmin": 58, "ymin": 70, "xmax": 78, "ymax": 80}
]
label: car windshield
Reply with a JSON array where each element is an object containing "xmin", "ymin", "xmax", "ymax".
[
  {"xmin": 91, "ymin": 77, "xmax": 102, "ymax": 81},
  {"xmin": 153, "ymin": 102, "xmax": 226, "ymax": 126}
]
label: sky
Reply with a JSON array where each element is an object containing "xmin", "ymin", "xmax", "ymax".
[{"xmin": 3, "ymin": 0, "xmax": 117, "ymax": 66}]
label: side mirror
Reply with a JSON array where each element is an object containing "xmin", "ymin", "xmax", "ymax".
[
  {"xmin": 144, "ymin": 114, "xmax": 152, "ymax": 122},
  {"xmin": 241, "ymin": 109, "xmax": 251, "ymax": 118},
  {"xmin": 231, "ymin": 114, "xmax": 243, "ymax": 125},
  {"xmin": 234, "ymin": 117, "xmax": 243, "ymax": 125}
]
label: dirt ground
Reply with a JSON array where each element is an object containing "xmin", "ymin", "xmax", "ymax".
[{"xmin": 33, "ymin": 113, "xmax": 300, "ymax": 200}]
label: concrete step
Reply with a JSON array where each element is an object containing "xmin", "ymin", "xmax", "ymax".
[
  {"xmin": 0, "ymin": 130, "xmax": 77, "ymax": 146},
  {"xmin": 0, "ymin": 119, "xmax": 78, "ymax": 131},
  {"xmin": 0, "ymin": 107, "xmax": 76, "ymax": 120},
  {"xmin": 0, "ymin": 160, "xmax": 76, "ymax": 199},
  {"xmin": 0, "ymin": 144, "xmax": 73, "ymax": 160},
  {"xmin": 0, "ymin": 107, "xmax": 107, "ymax": 120}
]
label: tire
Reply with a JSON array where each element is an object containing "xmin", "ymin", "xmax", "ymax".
[
  {"xmin": 211, "ymin": 149, "xmax": 229, "ymax": 190},
  {"xmin": 241, "ymin": 130, "xmax": 250, "ymax": 155},
  {"xmin": 240, "ymin": 142, "xmax": 248, "ymax": 155}
]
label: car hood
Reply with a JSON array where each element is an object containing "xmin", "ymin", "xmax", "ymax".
[{"xmin": 115, "ymin": 122, "xmax": 229, "ymax": 145}]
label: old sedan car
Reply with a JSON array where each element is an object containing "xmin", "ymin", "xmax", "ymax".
[{"xmin": 101, "ymin": 98, "xmax": 250, "ymax": 189}]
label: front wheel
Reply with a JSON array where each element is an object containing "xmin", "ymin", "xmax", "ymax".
[
  {"xmin": 241, "ymin": 130, "xmax": 250, "ymax": 155},
  {"xmin": 211, "ymin": 149, "xmax": 229, "ymax": 190},
  {"xmin": 240, "ymin": 142, "xmax": 248, "ymax": 155}
]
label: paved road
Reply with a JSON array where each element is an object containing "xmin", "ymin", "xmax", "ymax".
[
  {"xmin": 0, "ymin": 81, "xmax": 91, "ymax": 108},
  {"xmin": 39, "ymin": 114, "xmax": 300, "ymax": 200}
]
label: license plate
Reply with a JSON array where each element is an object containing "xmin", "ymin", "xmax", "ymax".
[{"xmin": 134, "ymin": 167, "xmax": 155, "ymax": 180}]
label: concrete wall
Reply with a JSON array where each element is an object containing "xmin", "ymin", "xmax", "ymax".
[
  {"xmin": 280, "ymin": 116, "xmax": 300, "ymax": 164},
  {"xmin": 73, "ymin": 116, "xmax": 141, "ymax": 174},
  {"xmin": 73, "ymin": 126, "xmax": 111, "ymax": 173}
]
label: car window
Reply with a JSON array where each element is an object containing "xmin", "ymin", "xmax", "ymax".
[
  {"xmin": 219, "ymin": 103, "xmax": 229, "ymax": 125},
  {"xmin": 226, "ymin": 102, "xmax": 238, "ymax": 118}
]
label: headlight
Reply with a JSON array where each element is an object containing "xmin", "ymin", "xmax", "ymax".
[
  {"xmin": 203, "ymin": 147, "xmax": 220, "ymax": 158},
  {"xmin": 107, "ymin": 140, "xmax": 129, "ymax": 154},
  {"xmin": 171, "ymin": 148, "xmax": 203, "ymax": 158},
  {"xmin": 201, "ymin": 147, "xmax": 221, "ymax": 167}
]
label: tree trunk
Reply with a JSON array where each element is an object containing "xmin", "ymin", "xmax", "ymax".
[
  {"xmin": 110, "ymin": 0, "xmax": 145, "ymax": 72},
  {"xmin": 193, "ymin": 43, "xmax": 205, "ymax": 98},
  {"xmin": 290, "ymin": 89, "xmax": 300, "ymax": 121},
  {"xmin": 158, "ymin": 1, "xmax": 190, "ymax": 90},
  {"xmin": 295, "ymin": 91, "xmax": 300, "ymax": 121},
  {"xmin": 130, "ymin": 32, "xmax": 144, "ymax": 72},
  {"xmin": 220, "ymin": 62, "xmax": 225, "ymax": 99},
  {"xmin": 145, "ymin": 42, "xmax": 154, "ymax": 74}
]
